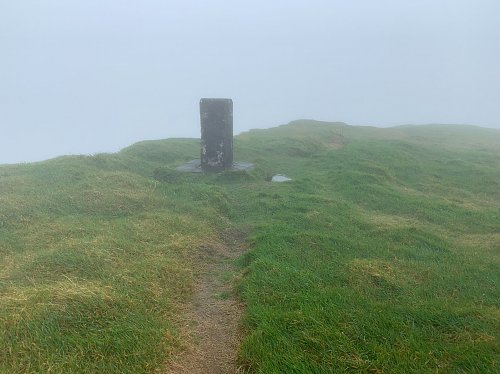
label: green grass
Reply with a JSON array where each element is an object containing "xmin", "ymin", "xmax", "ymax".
[
  {"xmin": 0, "ymin": 143, "xmax": 230, "ymax": 372},
  {"xmin": 1, "ymin": 121, "xmax": 499, "ymax": 372},
  {"xmin": 231, "ymin": 122, "xmax": 500, "ymax": 372}
]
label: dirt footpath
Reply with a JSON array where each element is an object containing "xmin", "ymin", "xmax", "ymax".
[{"xmin": 165, "ymin": 229, "xmax": 248, "ymax": 374}]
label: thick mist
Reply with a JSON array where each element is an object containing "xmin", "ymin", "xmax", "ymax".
[{"xmin": 1, "ymin": 0, "xmax": 499, "ymax": 164}]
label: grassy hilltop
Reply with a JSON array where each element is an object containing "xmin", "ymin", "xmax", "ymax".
[{"xmin": 0, "ymin": 121, "xmax": 499, "ymax": 372}]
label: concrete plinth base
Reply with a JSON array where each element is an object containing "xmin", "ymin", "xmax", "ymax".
[{"xmin": 176, "ymin": 160, "xmax": 254, "ymax": 173}]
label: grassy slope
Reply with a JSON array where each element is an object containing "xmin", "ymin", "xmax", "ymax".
[
  {"xmin": 1, "ymin": 121, "xmax": 499, "ymax": 372},
  {"xmin": 0, "ymin": 140, "xmax": 232, "ymax": 372},
  {"xmin": 234, "ymin": 122, "xmax": 500, "ymax": 372}
]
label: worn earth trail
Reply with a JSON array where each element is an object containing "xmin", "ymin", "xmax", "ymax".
[{"xmin": 164, "ymin": 229, "xmax": 247, "ymax": 374}]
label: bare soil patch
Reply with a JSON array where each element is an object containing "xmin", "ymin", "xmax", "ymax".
[{"xmin": 164, "ymin": 229, "xmax": 248, "ymax": 374}]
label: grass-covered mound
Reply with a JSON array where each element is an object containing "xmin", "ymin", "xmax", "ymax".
[
  {"xmin": 0, "ymin": 140, "xmax": 228, "ymax": 372},
  {"xmin": 1, "ymin": 121, "xmax": 499, "ymax": 372},
  {"xmin": 233, "ymin": 122, "xmax": 500, "ymax": 372}
]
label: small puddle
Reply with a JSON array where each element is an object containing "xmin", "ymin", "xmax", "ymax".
[{"xmin": 271, "ymin": 174, "xmax": 292, "ymax": 182}]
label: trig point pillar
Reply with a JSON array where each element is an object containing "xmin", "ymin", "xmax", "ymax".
[{"xmin": 200, "ymin": 98, "xmax": 233, "ymax": 172}]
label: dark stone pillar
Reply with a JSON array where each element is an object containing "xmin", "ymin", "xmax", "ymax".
[{"xmin": 200, "ymin": 98, "xmax": 233, "ymax": 172}]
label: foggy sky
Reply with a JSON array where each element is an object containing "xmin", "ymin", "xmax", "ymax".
[{"xmin": 1, "ymin": 0, "xmax": 499, "ymax": 164}]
